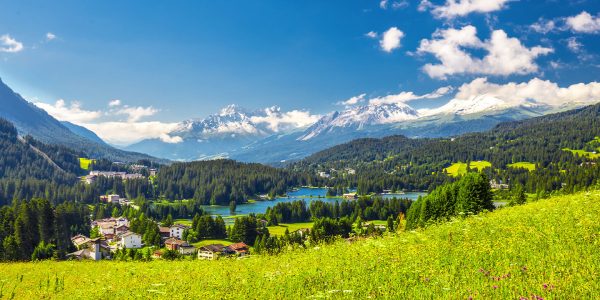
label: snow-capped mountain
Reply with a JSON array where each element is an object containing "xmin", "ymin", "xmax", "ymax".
[
  {"xmin": 124, "ymin": 104, "xmax": 318, "ymax": 160},
  {"xmin": 299, "ymin": 103, "xmax": 419, "ymax": 140},
  {"xmin": 418, "ymin": 94, "xmax": 548, "ymax": 117}
]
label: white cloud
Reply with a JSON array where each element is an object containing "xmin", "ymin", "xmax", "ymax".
[
  {"xmin": 114, "ymin": 105, "xmax": 158, "ymax": 122},
  {"xmin": 249, "ymin": 106, "xmax": 321, "ymax": 132},
  {"xmin": 365, "ymin": 31, "xmax": 378, "ymax": 39},
  {"xmin": 380, "ymin": 0, "xmax": 409, "ymax": 10},
  {"xmin": 455, "ymin": 77, "xmax": 600, "ymax": 107},
  {"xmin": 380, "ymin": 27, "xmax": 404, "ymax": 53},
  {"xmin": 420, "ymin": 0, "xmax": 512, "ymax": 19},
  {"xmin": 108, "ymin": 99, "xmax": 122, "ymax": 107},
  {"xmin": 530, "ymin": 19, "xmax": 556, "ymax": 34},
  {"xmin": 380, "ymin": 0, "xmax": 389, "ymax": 9},
  {"xmin": 0, "ymin": 34, "xmax": 24, "ymax": 53},
  {"xmin": 159, "ymin": 134, "xmax": 184, "ymax": 144},
  {"xmin": 417, "ymin": 25, "xmax": 553, "ymax": 79},
  {"xmin": 84, "ymin": 121, "xmax": 180, "ymax": 146},
  {"xmin": 368, "ymin": 86, "xmax": 453, "ymax": 105},
  {"xmin": 46, "ymin": 32, "xmax": 56, "ymax": 41},
  {"xmin": 34, "ymin": 99, "xmax": 103, "ymax": 123},
  {"xmin": 566, "ymin": 11, "xmax": 600, "ymax": 33},
  {"xmin": 566, "ymin": 37, "xmax": 583, "ymax": 52},
  {"xmin": 338, "ymin": 93, "xmax": 367, "ymax": 106}
]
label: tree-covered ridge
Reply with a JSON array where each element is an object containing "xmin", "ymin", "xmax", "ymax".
[
  {"xmin": 155, "ymin": 160, "xmax": 323, "ymax": 205},
  {"xmin": 292, "ymin": 103, "xmax": 600, "ymax": 194},
  {"xmin": 0, "ymin": 118, "xmax": 82, "ymax": 184}
]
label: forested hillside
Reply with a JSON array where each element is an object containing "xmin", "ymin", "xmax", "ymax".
[
  {"xmin": 292, "ymin": 103, "xmax": 600, "ymax": 194},
  {"xmin": 155, "ymin": 160, "xmax": 324, "ymax": 205}
]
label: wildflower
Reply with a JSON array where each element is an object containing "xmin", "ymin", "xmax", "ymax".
[{"xmin": 492, "ymin": 285, "xmax": 498, "ymax": 289}]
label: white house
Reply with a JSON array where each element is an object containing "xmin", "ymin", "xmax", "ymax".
[
  {"xmin": 170, "ymin": 224, "xmax": 188, "ymax": 239},
  {"xmin": 120, "ymin": 232, "xmax": 142, "ymax": 249}
]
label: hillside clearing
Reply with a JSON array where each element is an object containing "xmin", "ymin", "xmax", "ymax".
[
  {"xmin": 444, "ymin": 161, "xmax": 491, "ymax": 176},
  {"xmin": 78, "ymin": 158, "xmax": 95, "ymax": 170},
  {"xmin": 507, "ymin": 162, "xmax": 536, "ymax": 171},
  {"xmin": 2, "ymin": 191, "xmax": 599, "ymax": 298}
]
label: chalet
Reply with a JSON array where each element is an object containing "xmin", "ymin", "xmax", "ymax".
[
  {"xmin": 198, "ymin": 244, "xmax": 226, "ymax": 260},
  {"xmin": 100, "ymin": 194, "xmax": 120, "ymax": 203},
  {"xmin": 489, "ymin": 179, "xmax": 509, "ymax": 190},
  {"xmin": 120, "ymin": 231, "xmax": 142, "ymax": 249},
  {"xmin": 71, "ymin": 234, "xmax": 91, "ymax": 250},
  {"xmin": 343, "ymin": 193, "xmax": 358, "ymax": 200},
  {"xmin": 115, "ymin": 224, "xmax": 129, "ymax": 234},
  {"xmin": 318, "ymin": 171, "xmax": 331, "ymax": 178},
  {"xmin": 149, "ymin": 168, "xmax": 158, "ymax": 176},
  {"xmin": 165, "ymin": 238, "xmax": 186, "ymax": 251},
  {"xmin": 159, "ymin": 226, "xmax": 171, "ymax": 239},
  {"xmin": 170, "ymin": 224, "xmax": 189, "ymax": 239},
  {"xmin": 225, "ymin": 242, "xmax": 250, "ymax": 257},
  {"xmin": 67, "ymin": 238, "xmax": 110, "ymax": 260}
]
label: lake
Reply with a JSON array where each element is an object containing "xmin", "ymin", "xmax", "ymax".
[{"xmin": 202, "ymin": 187, "xmax": 427, "ymax": 219}]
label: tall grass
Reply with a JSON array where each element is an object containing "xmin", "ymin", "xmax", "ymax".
[{"xmin": 1, "ymin": 191, "xmax": 599, "ymax": 299}]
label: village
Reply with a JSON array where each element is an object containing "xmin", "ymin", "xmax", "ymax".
[{"xmin": 68, "ymin": 214, "xmax": 250, "ymax": 261}]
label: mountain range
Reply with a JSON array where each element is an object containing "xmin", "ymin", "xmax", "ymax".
[{"xmin": 125, "ymin": 94, "xmax": 577, "ymax": 163}]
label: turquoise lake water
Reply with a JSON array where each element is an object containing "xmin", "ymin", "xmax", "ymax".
[{"xmin": 202, "ymin": 187, "xmax": 426, "ymax": 218}]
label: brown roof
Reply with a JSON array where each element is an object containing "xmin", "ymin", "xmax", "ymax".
[
  {"xmin": 165, "ymin": 238, "xmax": 187, "ymax": 246},
  {"xmin": 226, "ymin": 242, "xmax": 249, "ymax": 253},
  {"xmin": 200, "ymin": 244, "xmax": 225, "ymax": 253},
  {"xmin": 159, "ymin": 227, "xmax": 170, "ymax": 233}
]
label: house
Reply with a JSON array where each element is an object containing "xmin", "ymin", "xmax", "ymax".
[
  {"xmin": 67, "ymin": 238, "xmax": 110, "ymax": 260},
  {"xmin": 71, "ymin": 234, "xmax": 91, "ymax": 250},
  {"xmin": 170, "ymin": 224, "xmax": 189, "ymax": 239},
  {"xmin": 225, "ymin": 242, "xmax": 250, "ymax": 257},
  {"xmin": 179, "ymin": 244, "xmax": 196, "ymax": 255},
  {"xmin": 159, "ymin": 226, "xmax": 171, "ymax": 239},
  {"xmin": 149, "ymin": 168, "xmax": 158, "ymax": 176},
  {"xmin": 120, "ymin": 231, "xmax": 142, "ymax": 249},
  {"xmin": 489, "ymin": 179, "xmax": 509, "ymax": 190},
  {"xmin": 198, "ymin": 244, "xmax": 226, "ymax": 260},
  {"xmin": 318, "ymin": 171, "xmax": 330, "ymax": 178},
  {"xmin": 343, "ymin": 193, "xmax": 358, "ymax": 200},
  {"xmin": 99, "ymin": 223, "xmax": 115, "ymax": 236},
  {"xmin": 115, "ymin": 224, "xmax": 129, "ymax": 234},
  {"xmin": 165, "ymin": 238, "xmax": 186, "ymax": 251},
  {"xmin": 99, "ymin": 194, "xmax": 120, "ymax": 203}
]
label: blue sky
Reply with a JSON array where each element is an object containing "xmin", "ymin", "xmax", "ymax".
[{"xmin": 1, "ymin": 0, "xmax": 599, "ymax": 145}]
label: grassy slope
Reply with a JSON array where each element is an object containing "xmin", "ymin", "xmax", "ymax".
[
  {"xmin": 2, "ymin": 191, "xmax": 599, "ymax": 299},
  {"xmin": 78, "ymin": 158, "xmax": 94, "ymax": 170},
  {"xmin": 445, "ymin": 161, "xmax": 491, "ymax": 176},
  {"xmin": 507, "ymin": 162, "xmax": 537, "ymax": 171}
]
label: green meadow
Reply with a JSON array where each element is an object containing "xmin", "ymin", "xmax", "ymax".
[
  {"xmin": 1, "ymin": 190, "xmax": 599, "ymax": 298},
  {"xmin": 78, "ymin": 158, "xmax": 95, "ymax": 170},
  {"xmin": 563, "ymin": 148, "xmax": 600, "ymax": 159},
  {"xmin": 507, "ymin": 162, "xmax": 537, "ymax": 171},
  {"xmin": 444, "ymin": 161, "xmax": 491, "ymax": 177}
]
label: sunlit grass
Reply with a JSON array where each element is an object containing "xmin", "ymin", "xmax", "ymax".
[
  {"xmin": 2, "ymin": 191, "xmax": 599, "ymax": 298},
  {"xmin": 444, "ymin": 161, "xmax": 491, "ymax": 177},
  {"xmin": 563, "ymin": 148, "xmax": 600, "ymax": 159},
  {"xmin": 78, "ymin": 158, "xmax": 95, "ymax": 170},
  {"xmin": 507, "ymin": 162, "xmax": 537, "ymax": 171},
  {"xmin": 267, "ymin": 222, "xmax": 314, "ymax": 236}
]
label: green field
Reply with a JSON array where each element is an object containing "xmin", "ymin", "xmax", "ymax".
[
  {"xmin": 78, "ymin": 158, "xmax": 95, "ymax": 170},
  {"xmin": 444, "ymin": 162, "xmax": 468, "ymax": 176},
  {"xmin": 507, "ymin": 162, "xmax": 536, "ymax": 171},
  {"xmin": 563, "ymin": 148, "xmax": 600, "ymax": 159},
  {"xmin": 2, "ymin": 191, "xmax": 599, "ymax": 298},
  {"xmin": 267, "ymin": 222, "xmax": 314, "ymax": 236},
  {"xmin": 444, "ymin": 161, "xmax": 491, "ymax": 177},
  {"xmin": 469, "ymin": 160, "xmax": 492, "ymax": 171},
  {"xmin": 191, "ymin": 239, "xmax": 232, "ymax": 248}
]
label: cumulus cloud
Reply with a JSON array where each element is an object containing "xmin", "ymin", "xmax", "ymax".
[
  {"xmin": 456, "ymin": 77, "xmax": 600, "ymax": 107},
  {"xmin": 84, "ymin": 121, "xmax": 180, "ymax": 146},
  {"xmin": 380, "ymin": 27, "xmax": 404, "ymax": 53},
  {"xmin": 337, "ymin": 93, "xmax": 367, "ymax": 106},
  {"xmin": 0, "ymin": 34, "xmax": 24, "ymax": 53},
  {"xmin": 566, "ymin": 11, "xmax": 600, "ymax": 33},
  {"xmin": 46, "ymin": 32, "xmax": 56, "ymax": 41},
  {"xmin": 368, "ymin": 86, "xmax": 453, "ymax": 105},
  {"xmin": 113, "ymin": 105, "xmax": 158, "ymax": 122},
  {"xmin": 108, "ymin": 99, "xmax": 122, "ymax": 107},
  {"xmin": 249, "ymin": 106, "xmax": 321, "ymax": 132},
  {"xmin": 417, "ymin": 25, "xmax": 553, "ymax": 79},
  {"xmin": 420, "ymin": 0, "xmax": 512, "ymax": 19},
  {"xmin": 34, "ymin": 100, "xmax": 103, "ymax": 123},
  {"xmin": 365, "ymin": 31, "xmax": 378, "ymax": 39},
  {"xmin": 530, "ymin": 18, "xmax": 556, "ymax": 34},
  {"xmin": 380, "ymin": 0, "xmax": 409, "ymax": 10},
  {"xmin": 566, "ymin": 37, "xmax": 583, "ymax": 52}
]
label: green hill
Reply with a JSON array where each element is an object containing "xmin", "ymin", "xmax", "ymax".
[{"xmin": 2, "ymin": 190, "xmax": 598, "ymax": 298}]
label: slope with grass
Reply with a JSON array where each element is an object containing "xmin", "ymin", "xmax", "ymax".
[
  {"xmin": 2, "ymin": 190, "xmax": 599, "ymax": 298},
  {"xmin": 507, "ymin": 162, "xmax": 536, "ymax": 171}
]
